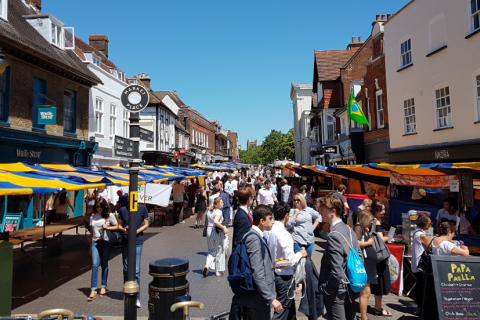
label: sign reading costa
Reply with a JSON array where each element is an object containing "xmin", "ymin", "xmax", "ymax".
[{"xmin": 121, "ymin": 84, "xmax": 150, "ymax": 112}]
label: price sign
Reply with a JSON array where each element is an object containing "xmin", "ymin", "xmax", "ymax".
[{"xmin": 1, "ymin": 214, "xmax": 22, "ymax": 232}]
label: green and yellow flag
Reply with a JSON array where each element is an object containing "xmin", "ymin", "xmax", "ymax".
[{"xmin": 347, "ymin": 90, "xmax": 371, "ymax": 129}]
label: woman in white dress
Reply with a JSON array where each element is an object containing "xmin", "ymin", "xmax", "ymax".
[{"xmin": 203, "ymin": 197, "xmax": 229, "ymax": 277}]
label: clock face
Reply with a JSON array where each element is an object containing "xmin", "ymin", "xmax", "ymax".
[
  {"xmin": 121, "ymin": 85, "xmax": 150, "ymax": 112},
  {"xmin": 128, "ymin": 92, "xmax": 142, "ymax": 105}
]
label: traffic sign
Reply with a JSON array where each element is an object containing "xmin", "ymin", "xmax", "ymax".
[
  {"xmin": 174, "ymin": 151, "xmax": 179, "ymax": 159},
  {"xmin": 121, "ymin": 85, "xmax": 150, "ymax": 112}
]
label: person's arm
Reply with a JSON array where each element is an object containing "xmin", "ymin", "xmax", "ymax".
[
  {"xmin": 103, "ymin": 215, "xmax": 118, "ymax": 230},
  {"xmin": 468, "ymin": 225, "xmax": 477, "ymax": 235},
  {"xmin": 311, "ymin": 208, "xmax": 322, "ymax": 230},
  {"xmin": 312, "ymin": 221, "xmax": 320, "ymax": 231},
  {"xmin": 451, "ymin": 245, "xmax": 470, "ymax": 256},
  {"xmin": 419, "ymin": 233, "xmax": 431, "ymax": 249},
  {"xmin": 285, "ymin": 210, "xmax": 296, "ymax": 230},
  {"xmin": 344, "ymin": 201, "xmax": 350, "ymax": 211},
  {"xmin": 66, "ymin": 197, "xmax": 75, "ymax": 212},
  {"xmin": 354, "ymin": 225, "xmax": 374, "ymax": 248},
  {"xmin": 273, "ymin": 190, "xmax": 278, "ymax": 203},
  {"xmin": 257, "ymin": 190, "xmax": 263, "ymax": 205},
  {"xmin": 214, "ymin": 213, "xmax": 228, "ymax": 234},
  {"xmin": 376, "ymin": 220, "xmax": 388, "ymax": 242},
  {"xmin": 320, "ymin": 233, "xmax": 346, "ymax": 294},
  {"xmin": 137, "ymin": 219, "xmax": 149, "ymax": 234},
  {"xmin": 282, "ymin": 236, "xmax": 306, "ymax": 267}
]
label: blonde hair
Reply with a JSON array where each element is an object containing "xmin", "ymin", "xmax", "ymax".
[
  {"xmin": 357, "ymin": 210, "xmax": 374, "ymax": 229},
  {"xmin": 362, "ymin": 199, "xmax": 372, "ymax": 207},
  {"xmin": 213, "ymin": 197, "xmax": 223, "ymax": 208},
  {"xmin": 294, "ymin": 193, "xmax": 307, "ymax": 209}
]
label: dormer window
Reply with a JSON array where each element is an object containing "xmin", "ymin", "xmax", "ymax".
[
  {"xmin": 110, "ymin": 68, "xmax": 118, "ymax": 77},
  {"xmin": 0, "ymin": 0, "xmax": 8, "ymax": 21},
  {"xmin": 24, "ymin": 14, "xmax": 75, "ymax": 50},
  {"xmin": 92, "ymin": 56, "xmax": 101, "ymax": 67},
  {"xmin": 51, "ymin": 22, "xmax": 62, "ymax": 47}
]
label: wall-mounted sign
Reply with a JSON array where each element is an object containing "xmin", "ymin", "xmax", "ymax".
[
  {"xmin": 114, "ymin": 135, "xmax": 134, "ymax": 158},
  {"xmin": 323, "ymin": 146, "xmax": 338, "ymax": 154},
  {"xmin": 1, "ymin": 214, "xmax": 22, "ymax": 232},
  {"xmin": 179, "ymin": 149, "xmax": 185, "ymax": 154},
  {"xmin": 139, "ymin": 127, "xmax": 154, "ymax": 142},
  {"xmin": 16, "ymin": 149, "xmax": 42, "ymax": 159},
  {"xmin": 38, "ymin": 107, "xmax": 57, "ymax": 124},
  {"xmin": 121, "ymin": 85, "xmax": 150, "ymax": 112},
  {"xmin": 435, "ymin": 149, "xmax": 450, "ymax": 159}
]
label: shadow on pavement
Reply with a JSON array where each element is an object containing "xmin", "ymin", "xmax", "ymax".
[{"xmin": 196, "ymin": 252, "xmax": 208, "ymax": 256}]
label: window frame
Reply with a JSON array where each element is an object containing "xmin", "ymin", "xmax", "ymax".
[
  {"xmin": 0, "ymin": 66, "xmax": 11, "ymax": 123},
  {"xmin": 50, "ymin": 22, "xmax": 64, "ymax": 49},
  {"xmin": 326, "ymin": 115, "xmax": 335, "ymax": 142},
  {"xmin": 63, "ymin": 88, "xmax": 76, "ymax": 134},
  {"xmin": 109, "ymin": 103, "xmax": 117, "ymax": 136},
  {"xmin": 95, "ymin": 98, "xmax": 104, "ymax": 134},
  {"xmin": 433, "ymin": 84, "xmax": 452, "ymax": 129},
  {"xmin": 0, "ymin": 0, "xmax": 8, "ymax": 22},
  {"xmin": 376, "ymin": 90, "xmax": 385, "ymax": 129},
  {"xmin": 471, "ymin": 0, "xmax": 480, "ymax": 33},
  {"xmin": 32, "ymin": 76, "xmax": 47, "ymax": 130},
  {"xmin": 403, "ymin": 97, "xmax": 416, "ymax": 134},
  {"xmin": 474, "ymin": 72, "xmax": 480, "ymax": 121},
  {"xmin": 123, "ymin": 109, "xmax": 129, "ymax": 138},
  {"xmin": 399, "ymin": 38, "xmax": 412, "ymax": 68}
]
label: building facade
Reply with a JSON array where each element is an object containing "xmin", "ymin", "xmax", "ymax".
[
  {"xmin": 175, "ymin": 119, "xmax": 192, "ymax": 167},
  {"xmin": 0, "ymin": 0, "xmax": 99, "ymax": 166},
  {"xmin": 290, "ymin": 83, "xmax": 314, "ymax": 165},
  {"xmin": 209, "ymin": 119, "xmax": 232, "ymax": 162},
  {"xmin": 384, "ymin": 0, "xmax": 480, "ymax": 163},
  {"xmin": 229, "ymin": 131, "xmax": 239, "ymax": 161},
  {"xmin": 178, "ymin": 106, "xmax": 215, "ymax": 163}
]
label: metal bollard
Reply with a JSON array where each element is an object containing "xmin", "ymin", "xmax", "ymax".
[
  {"xmin": 170, "ymin": 301, "xmax": 204, "ymax": 320},
  {"xmin": 148, "ymin": 257, "xmax": 189, "ymax": 320}
]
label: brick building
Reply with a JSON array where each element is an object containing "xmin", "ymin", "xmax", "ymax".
[
  {"xmin": 178, "ymin": 106, "xmax": 215, "ymax": 163},
  {"xmin": 229, "ymin": 131, "xmax": 239, "ymax": 161},
  {"xmin": 361, "ymin": 15, "xmax": 391, "ymax": 163},
  {"xmin": 0, "ymin": 0, "xmax": 100, "ymax": 165}
]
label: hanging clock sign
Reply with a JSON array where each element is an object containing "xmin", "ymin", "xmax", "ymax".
[{"xmin": 121, "ymin": 85, "xmax": 150, "ymax": 112}]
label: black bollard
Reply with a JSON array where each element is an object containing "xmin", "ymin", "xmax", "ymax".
[{"xmin": 148, "ymin": 257, "xmax": 189, "ymax": 320}]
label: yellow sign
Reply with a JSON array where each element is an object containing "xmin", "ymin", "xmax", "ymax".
[
  {"xmin": 448, "ymin": 263, "xmax": 476, "ymax": 282},
  {"xmin": 129, "ymin": 191, "xmax": 138, "ymax": 211}
]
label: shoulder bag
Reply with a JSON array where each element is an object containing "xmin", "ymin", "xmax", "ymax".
[
  {"xmin": 369, "ymin": 219, "xmax": 390, "ymax": 262},
  {"xmin": 103, "ymin": 215, "xmax": 121, "ymax": 245},
  {"xmin": 417, "ymin": 237, "xmax": 435, "ymax": 274}
]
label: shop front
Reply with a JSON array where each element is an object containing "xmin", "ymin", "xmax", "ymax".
[
  {"xmin": 365, "ymin": 138, "xmax": 390, "ymax": 163},
  {"xmin": 142, "ymin": 150, "xmax": 175, "ymax": 166}
]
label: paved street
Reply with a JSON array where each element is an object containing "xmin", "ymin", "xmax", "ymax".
[{"xmin": 12, "ymin": 214, "xmax": 419, "ymax": 320}]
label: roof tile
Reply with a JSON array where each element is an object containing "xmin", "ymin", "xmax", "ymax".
[{"xmin": 315, "ymin": 50, "xmax": 355, "ymax": 81}]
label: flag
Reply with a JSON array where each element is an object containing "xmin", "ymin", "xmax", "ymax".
[{"xmin": 347, "ymin": 90, "xmax": 371, "ymax": 129}]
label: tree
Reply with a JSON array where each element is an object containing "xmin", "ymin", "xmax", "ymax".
[
  {"xmin": 239, "ymin": 128, "xmax": 295, "ymax": 165},
  {"xmin": 280, "ymin": 128, "xmax": 295, "ymax": 160}
]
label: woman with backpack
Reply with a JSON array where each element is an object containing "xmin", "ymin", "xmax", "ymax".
[
  {"xmin": 370, "ymin": 200, "xmax": 392, "ymax": 317},
  {"xmin": 354, "ymin": 211, "xmax": 377, "ymax": 320},
  {"xmin": 203, "ymin": 197, "xmax": 228, "ymax": 277}
]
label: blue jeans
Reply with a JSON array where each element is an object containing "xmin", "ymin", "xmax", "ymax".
[
  {"xmin": 91, "ymin": 240, "xmax": 111, "ymax": 290},
  {"xmin": 294, "ymin": 242, "xmax": 314, "ymax": 257},
  {"xmin": 122, "ymin": 242, "xmax": 143, "ymax": 299}
]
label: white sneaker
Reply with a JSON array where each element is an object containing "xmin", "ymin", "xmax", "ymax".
[
  {"xmin": 136, "ymin": 300, "xmax": 141, "ymax": 308},
  {"xmin": 180, "ymin": 221, "xmax": 185, "ymax": 224}
]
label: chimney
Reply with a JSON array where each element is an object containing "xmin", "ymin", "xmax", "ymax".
[
  {"xmin": 28, "ymin": 0, "xmax": 42, "ymax": 11},
  {"xmin": 376, "ymin": 15, "xmax": 380, "ymax": 21},
  {"xmin": 381, "ymin": 14, "xmax": 386, "ymax": 20},
  {"xmin": 351, "ymin": 37, "xmax": 356, "ymax": 43},
  {"xmin": 174, "ymin": 90, "xmax": 178, "ymax": 96},
  {"xmin": 387, "ymin": 14, "xmax": 391, "ymax": 19},
  {"xmin": 89, "ymin": 35, "xmax": 109, "ymax": 58},
  {"xmin": 349, "ymin": 36, "xmax": 363, "ymax": 50},
  {"xmin": 358, "ymin": 36, "xmax": 363, "ymax": 43},
  {"xmin": 141, "ymin": 73, "xmax": 151, "ymax": 90}
]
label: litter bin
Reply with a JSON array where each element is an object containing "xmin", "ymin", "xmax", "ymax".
[
  {"xmin": 148, "ymin": 257, "xmax": 189, "ymax": 320},
  {"xmin": 0, "ymin": 240, "xmax": 13, "ymax": 316}
]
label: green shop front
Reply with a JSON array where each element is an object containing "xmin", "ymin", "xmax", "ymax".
[{"xmin": 0, "ymin": 127, "xmax": 98, "ymax": 231}]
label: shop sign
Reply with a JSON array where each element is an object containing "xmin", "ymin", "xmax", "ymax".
[
  {"xmin": 339, "ymin": 140, "xmax": 352, "ymax": 156},
  {"xmin": 16, "ymin": 149, "xmax": 41, "ymax": 159},
  {"xmin": 38, "ymin": 107, "xmax": 57, "ymax": 124},
  {"xmin": 174, "ymin": 151, "xmax": 179, "ymax": 159},
  {"xmin": 323, "ymin": 146, "xmax": 338, "ymax": 154},
  {"xmin": 179, "ymin": 149, "xmax": 185, "ymax": 154},
  {"xmin": 114, "ymin": 135, "xmax": 134, "ymax": 158},
  {"xmin": 1, "ymin": 213, "xmax": 22, "ymax": 232},
  {"xmin": 139, "ymin": 127, "xmax": 154, "ymax": 142},
  {"xmin": 390, "ymin": 172, "xmax": 458, "ymax": 188},
  {"xmin": 435, "ymin": 149, "xmax": 450, "ymax": 159},
  {"xmin": 121, "ymin": 85, "xmax": 150, "ymax": 112}
]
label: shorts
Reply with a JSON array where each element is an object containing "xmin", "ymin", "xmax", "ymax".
[{"xmin": 188, "ymin": 198, "xmax": 195, "ymax": 208}]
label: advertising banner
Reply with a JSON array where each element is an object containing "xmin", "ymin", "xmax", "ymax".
[
  {"xmin": 120, "ymin": 183, "xmax": 172, "ymax": 207},
  {"xmin": 390, "ymin": 172, "xmax": 457, "ymax": 188},
  {"xmin": 387, "ymin": 243, "xmax": 404, "ymax": 295}
]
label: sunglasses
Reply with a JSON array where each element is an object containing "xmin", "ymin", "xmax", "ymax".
[
  {"xmin": 294, "ymin": 199, "xmax": 300, "ymax": 202},
  {"xmin": 96, "ymin": 205, "xmax": 103, "ymax": 208}
]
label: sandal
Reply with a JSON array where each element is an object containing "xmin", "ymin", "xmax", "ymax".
[
  {"xmin": 374, "ymin": 309, "xmax": 392, "ymax": 317},
  {"xmin": 87, "ymin": 291, "xmax": 97, "ymax": 301},
  {"xmin": 99, "ymin": 288, "xmax": 107, "ymax": 297}
]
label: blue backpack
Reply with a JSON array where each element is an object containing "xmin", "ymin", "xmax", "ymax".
[
  {"xmin": 227, "ymin": 232, "xmax": 266, "ymax": 296},
  {"xmin": 330, "ymin": 230, "xmax": 367, "ymax": 293}
]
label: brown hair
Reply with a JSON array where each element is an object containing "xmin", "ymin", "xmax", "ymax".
[
  {"xmin": 438, "ymin": 222, "xmax": 456, "ymax": 236},
  {"xmin": 357, "ymin": 210, "xmax": 374, "ymax": 229},
  {"xmin": 96, "ymin": 198, "xmax": 110, "ymax": 219},
  {"xmin": 213, "ymin": 197, "xmax": 223, "ymax": 207},
  {"xmin": 237, "ymin": 187, "xmax": 251, "ymax": 205},
  {"xmin": 362, "ymin": 199, "xmax": 372, "ymax": 206},
  {"xmin": 317, "ymin": 195, "xmax": 343, "ymax": 217},
  {"xmin": 337, "ymin": 184, "xmax": 347, "ymax": 192},
  {"xmin": 371, "ymin": 199, "xmax": 385, "ymax": 217}
]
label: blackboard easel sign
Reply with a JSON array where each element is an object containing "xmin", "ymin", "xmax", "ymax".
[
  {"xmin": 431, "ymin": 255, "xmax": 480, "ymax": 320},
  {"xmin": 1, "ymin": 213, "xmax": 22, "ymax": 232}
]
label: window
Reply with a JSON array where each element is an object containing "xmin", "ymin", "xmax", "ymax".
[
  {"xmin": 192, "ymin": 128, "xmax": 195, "ymax": 144},
  {"xmin": 92, "ymin": 55, "xmax": 101, "ymax": 67},
  {"xmin": 63, "ymin": 89, "xmax": 76, "ymax": 133},
  {"xmin": 341, "ymin": 118, "xmax": 346, "ymax": 134},
  {"xmin": 472, "ymin": 0, "xmax": 480, "ymax": 32},
  {"xmin": 0, "ymin": 0, "xmax": 7, "ymax": 21},
  {"xmin": 110, "ymin": 69, "xmax": 118, "ymax": 77},
  {"xmin": 400, "ymin": 39, "xmax": 412, "ymax": 67},
  {"xmin": 376, "ymin": 91, "xmax": 384, "ymax": 128},
  {"xmin": 477, "ymin": 75, "xmax": 480, "ymax": 120},
  {"xmin": 95, "ymin": 98, "xmax": 103, "ymax": 133},
  {"xmin": 123, "ymin": 110, "xmax": 129, "ymax": 137},
  {"xmin": 435, "ymin": 86, "xmax": 452, "ymax": 128},
  {"xmin": 51, "ymin": 22, "xmax": 63, "ymax": 47},
  {"xmin": 0, "ymin": 67, "xmax": 10, "ymax": 122},
  {"xmin": 326, "ymin": 115, "xmax": 335, "ymax": 142},
  {"xmin": 403, "ymin": 98, "xmax": 416, "ymax": 134},
  {"xmin": 110, "ymin": 104, "xmax": 116, "ymax": 136},
  {"xmin": 32, "ymin": 77, "xmax": 46, "ymax": 130}
]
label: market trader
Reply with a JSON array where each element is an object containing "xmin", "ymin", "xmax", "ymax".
[
  {"xmin": 118, "ymin": 201, "xmax": 149, "ymax": 308},
  {"xmin": 436, "ymin": 197, "xmax": 476, "ymax": 234}
]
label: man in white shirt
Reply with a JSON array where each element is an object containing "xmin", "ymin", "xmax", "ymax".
[
  {"xmin": 266, "ymin": 202, "xmax": 308, "ymax": 320},
  {"xmin": 436, "ymin": 197, "xmax": 476, "ymax": 234},
  {"xmin": 172, "ymin": 180, "xmax": 185, "ymax": 224},
  {"xmin": 281, "ymin": 180, "xmax": 293, "ymax": 207},
  {"xmin": 231, "ymin": 175, "xmax": 239, "ymax": 212},
  {"xmin": 208, "ymin": 184, "xmax": 221, "ymax": 206},
  {"xmin": 257, "ymin": 180, "xmax": 278, "ymax": 208}
]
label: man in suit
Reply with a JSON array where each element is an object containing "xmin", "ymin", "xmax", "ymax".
[
  {"xmin": 317, "ymin": 195, "xmax": 362, "ymax": 320},
  {"xmin": 229, "ymin": 187, "xmax": 255, "ymax": 319},
  {"xmin": 233, "ymin": 205, "xmax": 283, "ymax": 319}
]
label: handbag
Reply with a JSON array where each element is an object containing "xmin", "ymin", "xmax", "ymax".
[
  {"xmin": 202, "ymin": 215, "xmax": 208, "ymax": 237},
  {"xmin": 370, "ymin": 219, "xmax": 390, "ymax": 262},
  {"xmin": 105, "ymin": 229, "xmax": 121, "ymax": 245},
  {"xmin": 418, "ymin": 238, "xmax": 435, "ymax": 274}
]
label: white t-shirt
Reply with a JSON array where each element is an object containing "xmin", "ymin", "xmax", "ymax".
[
  {"xmin": 411, "ymin": 228, "xmax": 426, "ymax": 273},
  {"xmin": 172, "ymin": 184, "xmax": 185, "ymax": 203},
  {"xmin": 258, "ymin": 187, "xmax": 276, "ymax": 206},
  {"xmin": 432, "ymin": 240, "xmax": 456, "ymax": 256},
  {"xmin": 207, "ymin": 209, "xmax": 223, "ymax": 229},
  {"xmin": 90, "ymin": 213, "xmax": 117, "ymax": 242},
  {"xmin": 209, "ymin": 193, "xmax": 220, "ymax": 206},
  {"xmin": 231, "ymin": 180, "xmax": 238, "ymax": 191},
  {"xmin": 436, "ymin": 209, "xmax": 471, "ymax": 234}
]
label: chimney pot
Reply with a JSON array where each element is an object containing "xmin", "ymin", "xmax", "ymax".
[
  {"xmin": 381, "ymin": 14, "xmax": 386, "ymax": 20},
  {"xmin": 387, "ymin": 14, "xmax": 391, "ymax": 19},
  {"xmin": 146, "ymin": 74, "xmax": 150, "ymax": 78},
  {"xmin": 89, "ymin": 35, "xmax": 109, "ymax": 59},
  {"xmin": 376, "ymin": 15, "xmax": 380, "ymax": 21},
  {"xmin": 359, "ymin": 36, "xmax": 363, "ymax": 43},
  {"xmin": 138, "ymin": 74, "xmax": 141, "ymax": 78},
  {"xmin": 174, "ymin": 90, "xmax": 178, "ymax": 95},
  {"xmin": 351, "ymin": 37, "xmax": 356, "ymax": 43},
  {"xmin": 142, "ymin": 73, "xmax": 145, "ymax": 78}
]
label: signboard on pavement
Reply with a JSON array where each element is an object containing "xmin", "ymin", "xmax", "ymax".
[
  {"xmin": 114, "ymin": 135, "xmax": 134, "ymax": 158},
  {"xmin": 1, "ymin": 214, "xmax": 22, "ymax": 232},
  {"xmin": 121, "ymin": 85, "xmax": 150, "ymax": 112},
  {"xmin": 38, "ymin": 107, "xmax": 57, "ymax": 125},
  {"xmin": 139, "ymin": 127, "xmax": 154, "ymax": 142}
]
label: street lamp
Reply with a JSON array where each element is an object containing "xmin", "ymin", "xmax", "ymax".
[{"xmin": 0, "ymin": 46, "xmax": 9, "ymax": 75}]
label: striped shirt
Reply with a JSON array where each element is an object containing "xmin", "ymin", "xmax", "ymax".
[{"xmin": 286, "ymin": 207, "xmax": 322, "ymax": 245}]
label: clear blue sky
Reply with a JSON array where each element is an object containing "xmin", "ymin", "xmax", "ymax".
[{"xmin": 44, "ymin": 0, "xmax": 407, "ymax": 150}]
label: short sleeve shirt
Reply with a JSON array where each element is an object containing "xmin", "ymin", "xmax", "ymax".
[
  {"xmin": 436, "ymin": 209, "xmax": 471, "ymax": 234},
  {"xmin": 90, "ymin": 213, "xmax": 117, "ymax": 242},
  {"xmin": 172, "ymin": 184, "xmax": 185, "ymax": 202},
  {"xmin": 119, "ymin": 204, "xmax": 149, "ymax": 245},
  {"xmin": 432, "ymin": 240, "xmax": 456, "ymax": 256}
]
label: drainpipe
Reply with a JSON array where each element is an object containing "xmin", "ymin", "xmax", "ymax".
[
  {"xmin": 74, "ymin": 141, "xmax": 87, "ymax": 166},
  {"xmin": 87, "ymin": 143, "xmax": 99, "ymax": 167}
]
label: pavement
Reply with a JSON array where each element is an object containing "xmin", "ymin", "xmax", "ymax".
[{"xmin": 11, "ymin": 213, "xmax": 420, "ymax": 320}]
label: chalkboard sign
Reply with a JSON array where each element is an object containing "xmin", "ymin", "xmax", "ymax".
[
  {"xmin": 431, "ymin": 255, "xmax": 480, "ymax": 320},
  {"xmin": 460, "ymin": 172, "xmax": 474, "ymax": 207},
  {"xmin": 1, "ymin": 214, "xmax": 22, "ymax": 232}
]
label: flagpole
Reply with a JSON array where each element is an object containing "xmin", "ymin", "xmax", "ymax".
[{"xmin": 348, "ymin": 116, "xmax": 351, "ymax": 165}]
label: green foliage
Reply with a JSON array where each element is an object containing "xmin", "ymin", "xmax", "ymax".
[{"xmin": 239, "ymin": 128, "xmax": 295, "ymax": 165}]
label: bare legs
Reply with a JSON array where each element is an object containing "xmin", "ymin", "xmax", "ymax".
[
  {"xmin": 359, "ymin": 283, "xmax": 371, "ymax": 320},
  {"xmin": 196, "ymin": 211, "xmax": 205, "ymax": 227}
]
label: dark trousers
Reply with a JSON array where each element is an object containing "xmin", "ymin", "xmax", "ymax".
[
  {"xmin": 229, "ymin": 296, "xmax": 246, "ymax": 320},
  {"xmin": 273, "ymin": 274, "xmax": 296, "ymax": 320},
  {"xmin": 244, "ymin": 307, "xmax": 270, "ymax": 320},
  {"xmin": 413, "ymin": 271, "xmax": 425, "ymax": 309},
  {"xmin": 233, "ymin": 190, "xmax": 239, "ymax": 210},
  {"xmin": 172, "ymin": 202, "xmax": 183, "ymax": 224},
  {"xmin": 323, "ymin": 289, "xmax": 356, "ymax": 320}
]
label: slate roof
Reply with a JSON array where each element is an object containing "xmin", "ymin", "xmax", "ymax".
[
  {"xmin": 313, "ymin": 50, "xmax": 355, "ymax": 82},
  {"xmin": 0, "ymin": 0, "xmax": 101, "ymax": 85}
]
